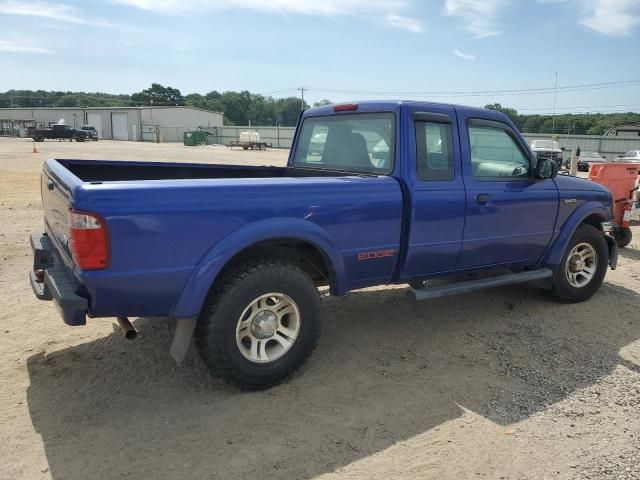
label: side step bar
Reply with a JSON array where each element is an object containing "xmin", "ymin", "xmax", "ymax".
[{"xmin": 407, "ymin": 268, "xmax": 553, "ymax": 301}]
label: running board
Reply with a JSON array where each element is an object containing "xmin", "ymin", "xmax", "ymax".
[{"xmin": 407, "ymin": 268, "xmax": 553, "ymax": 301}]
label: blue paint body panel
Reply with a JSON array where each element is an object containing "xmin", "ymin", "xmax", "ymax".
[{"xmin": 32, "ymin": 100, "xmax": 614, "ymax": 325}]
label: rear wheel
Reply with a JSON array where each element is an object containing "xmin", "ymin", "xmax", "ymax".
[
  {"xmin": 552, "ymin": 225, "xmax": 608, "ymax": 302},
  {"xmin": 196, "ymin": 259, "xmax": 322, "ymax": 390},
  {"xmin": 34, "ymin": 134, "xmax": 44, "ymax": 142},
  {"xmin": 614, "ymin": 227, "xmax": 632, "ymax": 248}
]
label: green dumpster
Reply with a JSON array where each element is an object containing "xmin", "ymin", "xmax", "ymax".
[
  {"xmin": 184, "ymin": 130, "xmax": 210, "ymax": 146},
  {"xmin": 193, "ymin": 130, "xmax": 209, "ymax": 144},
  {"xmin": 183, "ymin": 131, "xmax": 198, "ymax": 146}
]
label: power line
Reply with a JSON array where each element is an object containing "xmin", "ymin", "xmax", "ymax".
[
  {"xmin": 303, "ymin": 79, "xmax": 640, "ymax": 98},
  {"xmin": 518, "ymin": 102, "xmax": 640, "ymax": 112},
  {"xmin": 256, "ymin": 88, "xmax": 299, "ymax": 96}
]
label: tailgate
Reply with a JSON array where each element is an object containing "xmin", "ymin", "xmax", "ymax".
[{"xmin": 41, "ymin": 160, "xmax": 76, "ymax": 262}]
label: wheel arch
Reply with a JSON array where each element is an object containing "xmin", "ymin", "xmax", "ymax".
[
  {"xmin": 170, "ymin": 218, "xmax": 345, "ymax": 321},
  {"xmin": 542, "ymin": 203, "xmax": 610, "ymax": 268}
]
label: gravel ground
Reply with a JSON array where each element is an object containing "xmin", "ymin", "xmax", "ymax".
[{"xmin": 1, "ymin": 137, "xmax": 639, "ymax": 480}]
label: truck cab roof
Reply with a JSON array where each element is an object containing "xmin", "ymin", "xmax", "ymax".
[{"xmin": 303, "ymin": 100, "xmax": 505, "ymax": 122}]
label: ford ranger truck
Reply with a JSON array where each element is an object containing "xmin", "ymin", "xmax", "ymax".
[{"xmin": 30, "ymin": 101, "xmax": 617, "ymax": 390}]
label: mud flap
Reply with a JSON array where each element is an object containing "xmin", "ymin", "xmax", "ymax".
[
  {"xmin": 604, "ymin": 235, "xmax": 618, "ymax": 270},
  {"xmin": 169, "ymin": 318, "xmax": 197, "ymax": 365}
]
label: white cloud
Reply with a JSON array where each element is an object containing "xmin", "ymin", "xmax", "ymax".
[
  {"xmin": 580, "ymin": 0, "xmax": 639, "ymax": 35},
  {"xmin": 113, "ymin": 0, "xmax": 409, "ymax": 16},
  {"xmin": 113, "ymin": 0, "xmax": 419, "ymax": 31},
  {"xmin": 0, "ymin": 39, "xmax": 53, "ymax": 54},
  {"xmin": 444, "ymin": 0, "xmax": 505, "ymax": 36},
  {"xmin": 472, "ymin": 30, "xmax": 501, "ymax": 39},
  {"xmin": 453, "ymin": 48, "xmax": 475, "ymax": 60},
  {"xmin": 383, "ymin": 14, "xmax": 423, "ymax": 32},
  {"xmin": 0, "ymin": 0, "xmax": 115, "ymax": 26},
  {"xmin": 539, "ymin": 0, "xmax": 639, "ymax": 36}
]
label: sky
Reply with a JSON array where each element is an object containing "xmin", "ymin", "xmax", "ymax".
[{"xmin": 0, "ymin": 0, "xmax": 639, "ymax": 114}]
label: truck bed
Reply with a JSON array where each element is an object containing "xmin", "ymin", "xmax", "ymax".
[
  {"xmin": 40, "ymin": 158, "xmax": 404, "ymax": 321},
  {"xmin": 58, "ymin": 159, "xmax": 356, "ymax": 182}
]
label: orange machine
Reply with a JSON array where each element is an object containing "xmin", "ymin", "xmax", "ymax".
[{"xmin": 589, "ymin": 163, "xmax": 640, "ymax": 247}]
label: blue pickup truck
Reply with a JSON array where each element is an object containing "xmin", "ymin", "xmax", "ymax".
[{"xmin": 30, "ymin": 101, "xmax": 618, "ymax": 390}]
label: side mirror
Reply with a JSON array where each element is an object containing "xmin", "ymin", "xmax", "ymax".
[
  {"xmin": 535, "ymin": 158, "xmax": 558, "ymax": 179},
  {"xmin": 560, "ymin": 146, "xmax": 566, "ymax": 151}
]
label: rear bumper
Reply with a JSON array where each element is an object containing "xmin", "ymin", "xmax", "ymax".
[{"xmin": 29, "ymin": 233, "xmax": 88, "ymax": 326}]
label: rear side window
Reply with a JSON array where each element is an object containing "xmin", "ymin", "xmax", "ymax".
[
  {"xmin": 469, "ymin": 125, "xmax": 530, "ymax": 179},
  {"xmin": 415, "ymin": 121, "xmax": 454, "ymax": 181},
  {"xmin": 293, "ymin": 113, "xmax": 394, "ymax": 174}
]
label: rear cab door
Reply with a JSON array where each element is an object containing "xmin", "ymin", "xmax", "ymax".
[
  {"xmin": 400, "ymin": 103, "xmax": 466, "ymax": 278},
  {"xmin": 455, "ymin": 108, "xmax": 559, "ymax": 268}
]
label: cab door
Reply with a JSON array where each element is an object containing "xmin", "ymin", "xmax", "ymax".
[
  {"xmin": 456, "ymin": 112, "xmax": 559, "ymax": 268},
  {"xmin": 401, "ymin": 105, "xmax": 466, "ymax": 278}
]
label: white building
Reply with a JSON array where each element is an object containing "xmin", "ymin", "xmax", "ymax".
[{"xmin": 0, "ymin": 106, "xmax": 223, "ymax": 142}]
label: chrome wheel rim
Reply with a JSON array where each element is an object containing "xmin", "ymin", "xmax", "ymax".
[
  {"xmin": 565, "ymin": 242, "xmax": 597, "ymax": 288},
  {"xmin": 235, "ymin": 293, "xmax": 301, "ymax": 363}
]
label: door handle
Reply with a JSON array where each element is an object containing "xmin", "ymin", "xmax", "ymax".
[
  {"xmin": 475, "ymin": 193, "xmax": 491, "ymax": 205},
  {"xmin": 47, "ymin": 180, "xmax": 55, "ymax": 191}
]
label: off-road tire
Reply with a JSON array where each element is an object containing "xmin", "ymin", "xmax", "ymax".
[
  {"xmin": 614, "ymin": 226, "xmax": 632, "ymax": 248},
  {"xmin": 196, "ymin": 259, "xmax": 322, "ymax": 390},
  {"xmin": 552, "ymin": 224, "xmax": 608, "ymax": 303}
]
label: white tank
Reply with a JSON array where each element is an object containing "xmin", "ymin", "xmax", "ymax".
[{"xmin": 239, "ymin": 130, "xmax": 260, "ymax": 143}]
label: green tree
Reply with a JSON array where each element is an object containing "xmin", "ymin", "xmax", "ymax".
[
  {"xmin": 484, "ymin": 103, "xmax": 519, "ymax": 125},
  {"xmin": 131, "ymin": 83, "xmax": 184, "ymax": 106}
]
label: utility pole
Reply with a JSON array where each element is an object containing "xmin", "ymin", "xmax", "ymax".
[
  {"xmin": 551, "ymin": 72, "xmax": 558, "ymax": 141},
  {"xmin": 297, "ymin": 87, "xmax": 305, "ymax": 112}
]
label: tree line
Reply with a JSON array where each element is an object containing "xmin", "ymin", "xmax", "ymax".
[
  {"xmin": 484, "ymin": 103, "xmax": 640, "ymax": 136},
  {"xmin": 1, "ymin": 85, "xmax": 638, "ymax": 133},
  {"xmin": 0, "ymin": 84, "xmax": 308, "ymax": 127}
]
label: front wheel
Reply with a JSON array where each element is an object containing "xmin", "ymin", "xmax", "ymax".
[
  {"xmin": 552, "ymin": 225, "xmax": 608, "ymax": 303},
  {"xmin": 196, "ymin": 259, "xmax": 322, "ymax": 390}
]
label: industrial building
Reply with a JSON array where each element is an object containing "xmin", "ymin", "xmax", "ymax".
[{"xmin": 0, "ymin": 106, "xmax": 223, "ymax": 142}]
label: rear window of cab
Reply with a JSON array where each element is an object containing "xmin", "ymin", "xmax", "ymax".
[{"xmin": 293, "ymin": 113, "xmax": 394, "ymax": 174}]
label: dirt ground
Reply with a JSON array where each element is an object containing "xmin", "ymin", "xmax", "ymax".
[{"xmin": 1, "ymin": 137, "xmax": 640, "ymax": 480}]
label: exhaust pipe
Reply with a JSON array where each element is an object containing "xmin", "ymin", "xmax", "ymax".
[{"xmin": 116, "ymin": 316, "xmax": 137, "ymax": 340}]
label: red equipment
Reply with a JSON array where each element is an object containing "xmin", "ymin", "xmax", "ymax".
[{"xmin": 588, "ymin": 162, "xmax": 639, "ymax": 248}]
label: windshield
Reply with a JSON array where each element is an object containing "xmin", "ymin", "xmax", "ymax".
[
  {"xmin": 531, "ymin": 140, "xmax": 560, "ymax": 150},
  {"xmin": 293, "ymin": 113, "xmax": 394, "ymax": 174}
]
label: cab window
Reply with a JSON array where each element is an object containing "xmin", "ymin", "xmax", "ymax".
[
  {"xmin": 415, "ymin": 121, "xmax": 454, "ymax": 181},
  {"xmin": 293, "ymin": 113, "xmax": 394, "ymax": 174},
  {"xmin": 469, "ymin": 124, "xmax": 530, "ymax": 179}
]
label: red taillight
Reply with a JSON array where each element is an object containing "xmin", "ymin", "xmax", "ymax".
[
  {"xmin": 334, "ymin": 103, "xmax": 358, "ymax": 112},
  {"xmin": 68, "ymin": 210, "xmax": 109, "ymax": 270}
]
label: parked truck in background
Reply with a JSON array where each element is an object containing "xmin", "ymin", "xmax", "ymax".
[
  {"xmin": 30, "ymin": 101, "xmax": 617, "ymax": 390},
  {"xmin": 530, "ymin": 139, "xmax": 564, "ymax": 167},
  {"xmin": 80, "ymin": 125, "xmax": 99, "ymax": 141},
  {"xmin": 30, "ymin": 124, "xmax": 88, "ymax": 142}
]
